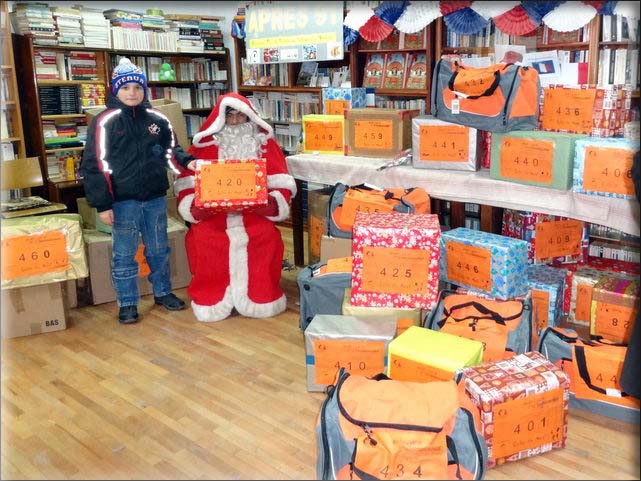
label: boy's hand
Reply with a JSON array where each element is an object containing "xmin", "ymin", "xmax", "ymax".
[
  {"xmin": 99, "ymin": 209, "xmax": 114, "ymax": 226},
  {"xmin": 187, "ymin": 160, "xmax": 198, "ymax": 171}
]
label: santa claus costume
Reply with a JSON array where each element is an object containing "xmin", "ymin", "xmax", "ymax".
[{"xmin": 174, "ymin": 93, "xmax": 296, "ymax": 322}]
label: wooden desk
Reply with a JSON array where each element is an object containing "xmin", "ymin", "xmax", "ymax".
[
  {"xmin": 1, "ymin": 202, "xmax": 67, "ymax": 219},
  {"xmin": 286, "ymin": 153, "xmax": 640, "ymax": 266}
]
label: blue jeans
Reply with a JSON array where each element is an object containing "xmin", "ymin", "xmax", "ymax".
[{"xmin": 111, "ymin": 196, "xmax": 171, "ymax": 307}]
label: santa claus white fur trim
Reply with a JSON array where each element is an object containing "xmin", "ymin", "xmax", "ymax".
[
  {"xmin": 192, "ymin": 288, "xmax": 234, "ymax": 322},
  {"xmin": 193, "ymin": 96, "xmax": 273, "ymax": 147},
  {"xmin": 178, "ymin": 193, "xmax": 199, "ymax": 224},
  {"xmin": 174, "ymin": 175, "xmax": 195, "ymax": 195},
  {"xmin": 265, "ymin": 191, "xmax": 290, "ymax": 223},
  {"xmin": 267, "ymin": 173, "xmax": 297, "ymax": 196}
]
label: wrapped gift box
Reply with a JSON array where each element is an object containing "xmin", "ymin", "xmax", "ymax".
[
  {"xmin": 345, "ymin": 108, "xmax": 419, "ymax": 158},
  {"xmin": 411, "ymin": 115, "xmax": 480, "ymax": 171},
  {"xmin": 321, "ymin": 87, "xmax": 366, "ymax": 114},
  {"xmin": 539, "ymin": 84, "xmax": 632, "ymax": 137},
  {"xmin": 1, "ymin": 214, "xmax": 88, "ymax": 290},
  {"xmin": 307, "ymin": 186, "xmax": 334, "ymax": 264},
  {"xmin": 463, "ymin": 352, "xmax": 570, "ymax": 468},
  {"xmin": 490, "ymin": 130, "xmax": 585, "ymax": 190},
  {"xmin": 479, "ymin": 131, "xmax": 492, "ymax": 169},
  {"xmin": 440, "ymin": 228, "xmax": 529, "ymax": 300},
  {"xmin": 388, "ymin": 325, "xmax": 483, "ymax": 382},
  {"xmin": 194, "ymin": 158, "xmax": 268, "ymax": 210},
  {"xmin": 304, "ymin": 314, "xmax": 396, "ymax": 392},
  {"xmin": 590, "ymin": 278, "xmax": 639, "ymax": 345},
  {"xmin": 301, "ymin": 114, "xmax": 346, "ymax": 155},
  {"xmin": 501, "ymin": 209, "xmax": 588, "ymax": 265},
  {"xmin": 572, "ymin": 138, "xmax": 640, "ymax": 199},
  {"xmin": 351, "ymin": 211, "xmax": 441, "ymax": 310},
  {"xmin": 526, "ymin": 265, "xmax": 567, "ymax": 333},
  {"xmin": 342, "ymin": 288, "xmax": 422, "ymax": 331},
  {"xmin": 570, "ymin": 268, "xmax": 614, "ymax": 326}
]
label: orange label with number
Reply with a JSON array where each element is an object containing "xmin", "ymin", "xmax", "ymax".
[
  {"xmin": 541, "ymin": 88, "xmax": 596, "ymax": 133},
  {"xmin": 304, "ymin": 120, "xmax": 344, "ymax": 153},
  {"xmin": 445, "ymin": 241, "xmax": 492, "ymax": 291},
  {"xmin": 396, "ymin": 318, "xmax": 415, "ymax": 337},
  {"xmin": 531, "ymin": 290, "xmax": 550, "ymax": 332},
  {"xmin": 390, "ymin": 354, "xmax": 453, "ymax": 383},
  {"xmin": 535, "ymin": 220, "xmax": 583, "ymax": 260},
  {"xmin": 309, "ymin": 214, "xmax": 324, "ymax": 258},
  {"xmin": 199, "ymin": 162, "xmax": 258, "ymax": 201},
  {"xmin": 574, "ymin": 284, "xmax": 593, "ymax": 323},
  {"xmin": 1, "ymin": 231, "xmax": 69, "ymax": 281},
  {"xmin": 326, "ymin": 256, "xmax": 353, "ymax": 273},
  {"xmin": 325, "ymin": 99, "xmax": 350, "ymax": 115},
  {"xmin": 339, "ymin": 194, "xmax": 394, "ymax": 230},
  {"xmin": 419, "ymin": 125, "xmax": 469, "ymax": 162},
  {"xmin": 582, "ymin": 147, "xmax": 635, "ymax": 196},
  {"xmin": 313, "ymin": 339, "xmax": 385, "ymax": 385},
  {"xmin": 361, "ymin": 246, "xmax": 430, "ymax": 295},
  {"xmin": 500, "ymin": 138, "xmax": 554, "ymax": 183},
  {"xmin": 594, "ymin": 301, "xmax": 637, "ymax": 344},
  {"xmin": 492, "ymin": 388, "xmax": 565, "ymax": 459},
  {"xmin": 354, "ymin": 120, "xmax": 393, "ymax": 150},
  {"xmin": 134, "ymin": 244, "xmax": 150, "ymax": 277}
]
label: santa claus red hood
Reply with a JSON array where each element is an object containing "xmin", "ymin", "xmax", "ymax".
[{"xmin": 192, "ymin": 92, "xmax": 273, "ymax": 147}]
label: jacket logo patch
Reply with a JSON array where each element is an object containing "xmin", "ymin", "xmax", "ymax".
[
  {"xmin": 116, "ymin": 129, "xmax": 125, "ymax": 135},
  {"xmin": 148, "ymin": 123, "xmax": 161, "ymax": 135}
]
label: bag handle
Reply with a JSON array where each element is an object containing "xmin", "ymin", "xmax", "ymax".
[
  {"xmin": 442, "ymin": 300, "xmax": 523, "ymax": 326},
  {"xmin": 447, "ymin": 62, "xmax": 503, "ymax": 99},
  {"xmin": 574, "ymin": 346, "xmax": 630, "ymax": 397}
]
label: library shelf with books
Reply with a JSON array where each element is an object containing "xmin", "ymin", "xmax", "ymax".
[{"xmin": 13, "ymin": 33, "xmax": 231, "ymax": 210}]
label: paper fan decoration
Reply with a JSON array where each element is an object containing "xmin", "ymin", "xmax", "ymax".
[
  {"xmin": 344, "ymin": 4, "xmax": 375, "ymax": 31},
  {"xmin": 494, "ymin": 5, "xmax": 539, "ymax": 36},
  {"xmin": 614, "ymin": 1, "xmax": 640, "ymax": 19},
  {"xmin": 598, "ymin": 1, "xmax": 619, "ymax": 15},
  {"xmin": 443, "ymin": 7, "xmax": 489, "ymax": 35},
  {"xmin": 521, "ymin": 1, "xmax": 562, "ymax": 23},
  {"xmin": 395, "ymin": 1, "xmax": 441, "ymax": 33},
  {"xmin": 471, "ymin": 1, "xmax": 520, "ymax": 19},
  {"xmin": 343, "ymin": 25, "xmax": 359, "ymax": 47},
  {"xmin": 375, "ymin": 1, "xmax": 409, "ymax": 26},
  {"xmin": 543, "ymin": 2, "xmax": 597, "ymax": 32},
  {"xmin": 581, "ymin": 1, "xmax": 605, "ymax": 10},
  {"xmin": 440, "ymin": 1, "xmax": 472, "ymax": 16},
  {"xmin": 359, "ymin": 14, "xmax": 394, "ymax": 42}
]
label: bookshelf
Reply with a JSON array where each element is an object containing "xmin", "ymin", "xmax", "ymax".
[{"xmin": 13, "ymin": 34, "xmax": 231, "ymax": 210}]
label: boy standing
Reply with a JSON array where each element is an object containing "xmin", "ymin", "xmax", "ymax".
[{"xmin": 80, "ymin": 58, "xmax": 194, "ymax": 324}]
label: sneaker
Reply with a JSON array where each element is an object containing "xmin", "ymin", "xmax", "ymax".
[
  {"xmin": 119, "ymin": 305, "xmax": 140, "ymax": 324},
  {"xmin": 154, "ymin": 293, "xmax": 186, "ymax": 311}
]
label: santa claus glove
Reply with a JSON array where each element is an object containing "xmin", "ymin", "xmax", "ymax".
[
  {"xmin": 190, "ymin": 203, "xmax": 218, "ymax": 222},
  {"xmin": 249, "ymin": 195, "xmax": 279, "ymax": 217}
]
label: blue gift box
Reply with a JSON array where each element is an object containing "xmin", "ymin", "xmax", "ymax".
[
  {"xmin": 440, "ymin": 228, "xmax": 529, "ymax": 300},
  {"xmin": 322, "ymin": 87, "xmax": 367, "ymax": 114},
  {"xmin": 526, "ymin": 264, "xmax": 567, "ymax": 332}
]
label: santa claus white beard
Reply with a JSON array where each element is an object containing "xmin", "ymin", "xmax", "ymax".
[{"xmin": 216, "ymin": 122, "xmax": 262, "ymax": 160}]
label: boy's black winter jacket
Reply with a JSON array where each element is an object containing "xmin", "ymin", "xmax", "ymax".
[{"xmin": 80, "ymin": 95, "xmax": 194, "ymax": 212}]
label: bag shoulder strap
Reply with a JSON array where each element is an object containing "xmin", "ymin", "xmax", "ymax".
[{"xmin": 574, "ymin": 345, "xmax": 630, "ymax": 398}]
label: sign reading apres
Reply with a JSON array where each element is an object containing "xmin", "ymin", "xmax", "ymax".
[{"xmin": 245, "ymin": 2, "xmax": 344, "ymax": 64}]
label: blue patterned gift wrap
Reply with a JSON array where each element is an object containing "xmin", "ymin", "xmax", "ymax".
[
  {"xmin": 440, "ymin": 228, "xmax": 529, "ymax": 300},
  {"xmin": 526, "ymin": 264, "xmax": 568, "ymax": 331},
  {"xmin": 321, "ymin": 88, "xmax": 367, "ymax": 113},
  {"xmin": 572, "ymin": 138, "xmax": 640, "ymax": 199}
]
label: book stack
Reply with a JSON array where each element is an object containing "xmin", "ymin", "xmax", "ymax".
[
  {"xmin": 34, "ymin": 49, "xmax": 60, "ymax": 80},
  {"xmin": 68, "ymin": 51, "xmax": 98, "ymax": 80},
  {"xmin": 103, "ymin": 8, "xmax": 143, "ymax": 30},
  {"xmin": 10, "ymin": 2, "xmax": 57, "ymax": 46},
  {"xmin": 38, "ymin": 85, "xmax": 80, "ymax": 115},
  {"xmin": 46, "ymin": 149, "xmax": 83, "ymax": 181},
  {"xmin": 141, "ymin": 11, "xmax": 169, "ymax": 32},
  {"xmin": 200, "ymin": 17, "xmax": 224, "ymax": 51},
  {"xmin": 166, "ymin": 14, "xmax": 203, "ymax": 53},
  {"xmin": 80, "ymin": 83, "xmax": 106, "ymax": 109},
  {"xmin": 52, "ymin": 6, "xmax": 83, "ymax": 46},
  {"xmin": 75, "ymin": 6, "xmax": 111, "ymax": 48}
]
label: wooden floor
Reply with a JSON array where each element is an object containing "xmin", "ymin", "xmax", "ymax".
[{"xmin": 1, "ymin": 228, "xmax": 639, "ymax": 480}]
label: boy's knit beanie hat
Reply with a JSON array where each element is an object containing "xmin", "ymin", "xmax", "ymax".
[{"xmin": 111, "ymin": 58, "xmax": 146, "ymax": 95}]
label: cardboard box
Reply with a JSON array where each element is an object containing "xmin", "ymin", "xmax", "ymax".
[
  {"xmin": 76, "ymin": 197, "xmax": 112, "ymax": 233},
  {"xmin": 302, "ymin": 114, "xmax": 345, "ymax": 155},
  {"xmin": 490, "ymin": 130, "xmax": 586, "ymax": 190},
  {"xmin": 321, "ymin": 87, "xmax": 366, "ymax": 114},
  {"xmin": 304, "ymin": 314, "xmax": 397, "ymax": 391},
  {"xmin": 572, "ymin": 137, "xmax": 639, "ymax": 199},
  {"xmin": 351, "ymin": 211, "xmax": 441, "ymax": 310},
  {"xmin": 463, "ymin": 352, "xmax": 570, "ymax": 468},
  {"xmin": 440, "ymin": 228, "xmax": 529, "ymax": 300},
  {"xmin": 62, "ymin": 279, "xmax": 77, "ymax": 309},
  {"xmin": 387, "ymin": 326, "xmax": 483, "ymax": 382},
  {"xmin": 345, "ymin": 108, "xmax": 419, "ymax": 158},
  {"xmin": 590, "ymin": 278, "xmax": 639, "ymax": 344},
  {"xmin": 526, "ymin": 264, "xmax": 567, "ymax": 333},
  {"xmin": 307, "ymin": 187, "xmax": 333, "ymax": 264},
  {"xmin": 83, "ymin": 219, "xmax": 191, "ymax": 305},
  {"xmin": 320, "ymin": 235, "xmax": 352, "ymax": 262},
  {"xmin": 501, "ymin": 209, "xmax": 588, "ymax": 265},
  {"xmin": 342, "ymin": 288, "xmax": 422, "ymax": 328},
  {"xmin": 412, "ymin": 115, "xmax": 480, "ymax": 171},
  {"xmin": 1, "ymin": 282, "xmax": 66, "ymax": 339}
]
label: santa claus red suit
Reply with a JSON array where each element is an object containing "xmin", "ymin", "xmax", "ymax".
[{"xmin": 174, "ymin": 93, "xmax": 296, "ymax": 322}]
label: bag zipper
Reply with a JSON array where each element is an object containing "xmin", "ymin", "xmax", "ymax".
[
  {"xmin": 502, "ymin": 66, "xmax": 521, "ymax": 126},
  {"xmin": 320, "ymin": 380, "xmax": 339, "ymax": 480}
]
